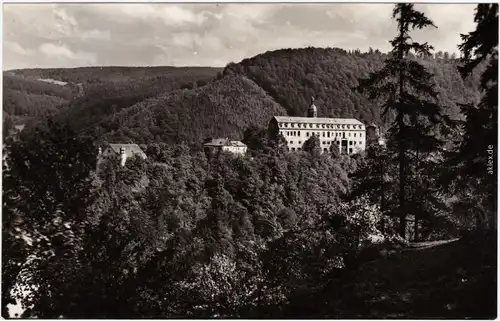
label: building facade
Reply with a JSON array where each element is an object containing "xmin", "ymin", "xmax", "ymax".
[
  {"xmin": 268, "ymin": 98, "xmax": 366, "ymax": 155},
  {"xmin": 203, "ymin": 138, "xmax": 248, "ymax": 155},
  {"xmin": 97, "ymin": 143, "xmax": 147, "ymax": 167}
]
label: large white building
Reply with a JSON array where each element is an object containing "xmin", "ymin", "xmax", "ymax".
[{"xmin": 268, "ymin": 98, "xmax": 366, "ymax": 155}]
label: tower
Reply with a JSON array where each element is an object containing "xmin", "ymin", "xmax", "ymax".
[
  {"xmin": 307, "ymin": 97, "xmax": 317, "ymax": 118},
  {"xmin": 120, "ymin": 147, "xmax": 127, "ymax": 167},
  {"xmin": 96, "ymin": 146, "xmax": 103, "ymax": 173}
]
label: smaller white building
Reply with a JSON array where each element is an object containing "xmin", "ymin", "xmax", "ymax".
[
  {"xmin": 98, "ymin": 143, "xmax": 147, "ymax": 167},
  {"xmin": 203, "ymin": 138, "xmax": 247, "ymax": 155}
]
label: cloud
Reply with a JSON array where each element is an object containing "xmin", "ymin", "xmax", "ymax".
[
  {"xmin": 2, "ymin": 3, "xmax": 478, "ymax": 69},
  {"xmin": 116, "ymin": 4, "xmax": 208, "ymax": 26},
  {"xmin": 39, "ymin": 43, "xmax": 97, "ymax": 65},
  {"xmin": 79, "ymin": 29, "xmax": 111, "ymax": 40},
  {"xmin": 4, "ymin": 41, "xmax": 33, "ymax": 56}
]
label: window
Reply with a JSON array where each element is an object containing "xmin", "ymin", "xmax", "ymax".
[
  {"xmin": 322, "ymin": 132, "xmax": 325, "ymax": 137},
  {"xmin": 354, "ymin": 141, "xmax": 357, "ymax": 145},
  {"xmin": 349, "ymin": 141, "xmax": 353, "ymax": 145},
  {"xmin": 290, "ymin": 140, "xmax": 294, "ymax": 144},
  {"xmin": 348, "ymin": 133, "xmax": 351, "ymax": 137},
  {"xmin": 299, "ymin": 141, "xmax": 302, "ymax": 144},
  {"xmin": 291, "ymin": 123, "xmax": 295, "ymax": 128},
  {"xmin": 298, "ymin": 148, "xmax": 302, "ymax": 151},
  {"xmin": 323, "ymin": 141, "xmax": 326, "ymax": 144},
  {"xmin": 298, "ymin": 131, "xmax": 301, "ymax": 137},
  {"xmin": 323, "ymin": 148, "xmax": 328, "ymax": 152},
  {"xmin": 285, "ymin": 123, "xmax": 288, "ymax": 127},
  {"xmin": 322, "ymin": 124, "xmax": 325, "ymax": 128},
  {"xmin": 347, "ymin": 125, "xmax": 350, "ymax": 129},
  {"xmin": 360, "ymin": 133, "xmax": 363, "ymax": 137},
  {"xmin": 298, "ymin": 123, "xmax": 301, "ymax": 128},
  {"xmin": 306, "ymin": 132, "xmax": 309, "ymax": 137},
  {"xmin": 309, "ymin": 124, "xmax": 313, "ymax": 128},
  {"xmin": 316, "ymin": 124, "xmax": 320, "ymax": 128},
  {"xmin": 328, "ymin": 132, "xmax": 330, "ymax": 137},
  {"xmin": 292, "ymin": 147, "xmax": 296, "ymax": 151},
  {"xmin": 354, "ymin": 133, "xmax": 357, "ymax": 137},
  {"xmin": 349, "ymin": 148, "xmax": 353, "ymax": 153},
  {"xmin": 359, "ymin": 141, "xmax": 363, "ymax": 145}
]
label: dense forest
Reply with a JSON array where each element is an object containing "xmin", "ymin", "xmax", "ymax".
[
  {"xmin": 2, "ymin": 3, "xmax": 497, "ymax": 319},
  {"xmin": 3, "ymin": 66, "xmax": 221, "ymax": 136}
]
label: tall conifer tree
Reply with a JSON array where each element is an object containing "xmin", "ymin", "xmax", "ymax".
[
  {"xmin": 446, "ymin": 4, "xmax": 498, "ymax": 229},
  {"xmin": 357, "ymin": 4, "xmax": 447, "ymax": 238}
]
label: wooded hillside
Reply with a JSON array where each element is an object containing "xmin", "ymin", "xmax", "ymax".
[{"xmin": 7, "ymin": 47, "xmax": 482, "ymax": 145}]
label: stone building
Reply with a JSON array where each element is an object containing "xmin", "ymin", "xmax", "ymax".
[
  {"xmin": 268, "ymin": 98, "xmax": 366, "ymax": 154},
  {"xmin": 203, "ymin": 138, "xmax": 247, "ymax": 155},
  {"xmin": 97, "ymin": 143, "xmax": 147, "ymax": 167}
]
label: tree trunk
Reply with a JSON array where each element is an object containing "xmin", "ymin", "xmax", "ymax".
[
  {"xmin": 414, "ymin": 216, "xmax": 419, "ymax": 241},
  {"xmin": 398, "ymin": 18, "xmax": 407, "ymax": 240}
]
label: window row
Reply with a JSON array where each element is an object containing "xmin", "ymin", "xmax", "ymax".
[
  {"xmin": 288, "ymin": 140, "xmax": 364, "ymax": 146},
  {"xmin": 288, "ymin": 147, "xmax": 335, "ymax": 152},
  {"xmin": 280, "ymin": 123, "xmax": 363, "ymax": 130},
  {"xmin": 287, "ymin": 147, "xmax": 356, "ymax": 153},
  {"xmin": 284, "ymin": 131, "xmax": 363, "ymax": 138}
]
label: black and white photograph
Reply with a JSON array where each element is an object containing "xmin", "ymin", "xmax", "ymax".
[{"xmin": 2, "ymin": 2, "xmax": 497, "ymax": 319}]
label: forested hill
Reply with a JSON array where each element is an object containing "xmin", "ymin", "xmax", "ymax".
[
  {"xmin": 6, "ymin": 47, "xmax": 484, "ymax": 144},
  {"xmin": 3, "ymin": 66, "xmax": 221, "ymax": 135},
  {"xmin": 225, "ymin": 47, "xmax": 482, "ymax": 123},
  {"xmin": 7, "ymin": 66, "xmax": 221, "ymax": 85}
]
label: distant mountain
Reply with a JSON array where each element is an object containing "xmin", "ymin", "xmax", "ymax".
[
  {"xmin": 225, "ymin": 47, "xmax": 482, "ymax": 124},
  {"xmin": 3, "ymin": 74, "xmax": 74, "ymax": 129},
  {"xmin": 7, "ymin": 66, "xmax": 222, "ymax": 85},
  {"xmin": 5, "ymin": 48, "xmax": 484, "ymax": 145},
  {"xmin": 3, "ymin": 66, "xmax": 222, "ymax": 133}
]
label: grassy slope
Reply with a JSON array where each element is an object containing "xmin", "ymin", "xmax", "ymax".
[{"xmin": 298, "ymin": 237, "xmax": 497, "ymax": 319}]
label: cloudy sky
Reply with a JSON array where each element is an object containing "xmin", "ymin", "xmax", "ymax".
[{"xmin": 3, "ymin": 3, "xmax": 477, "ymax": 70}]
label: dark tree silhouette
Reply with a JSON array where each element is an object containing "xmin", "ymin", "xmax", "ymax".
[
  {"xmin": 445, "ymin": 4, "xmax": 498, "ymax": 230},
  {"xmin": 357, "ymin": 4, "xmax": 448, "ymax": 239}
]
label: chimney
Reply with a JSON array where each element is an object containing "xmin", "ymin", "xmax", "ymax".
[{"xmin": 120, "ymin": 147, "xmax": 127, "ymax": 167}]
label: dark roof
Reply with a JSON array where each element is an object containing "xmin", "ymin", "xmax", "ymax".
[{"xmin": 273, "ymin": 116, "xmax": 364, "ymax": 126}]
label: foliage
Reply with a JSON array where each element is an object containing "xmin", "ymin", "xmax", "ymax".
[
  {"xmin": 2, "ymin": 118, "xmax": 97, "ymax": 318},
  {"xmin": 356, "ymin": 4, "xmax": 451, "ymax": 238},
  {"xmin": 443, "ymin": 4, "xmax": 498, "ymax": 231},
  {"xmin": 302, "ymin": 135, "xmax": 321, "ymax": 156}
]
